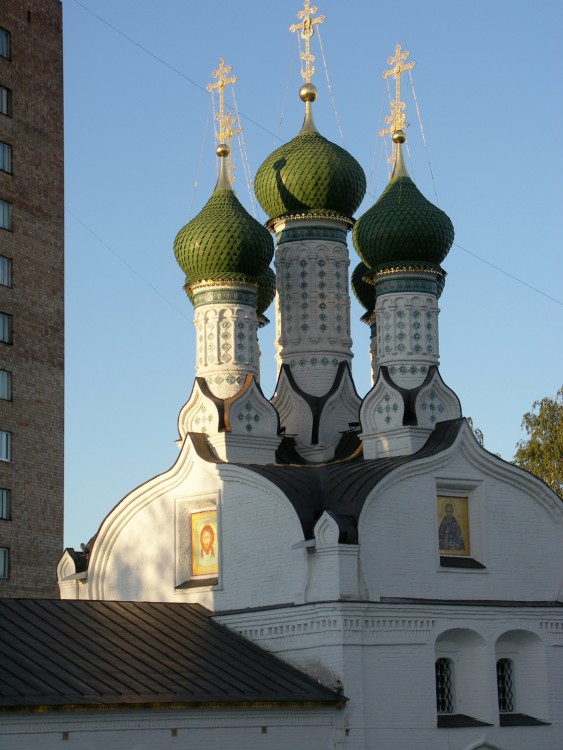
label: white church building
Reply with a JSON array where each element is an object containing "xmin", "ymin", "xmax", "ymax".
[{"xmin": 3, "ymin": 6, "xmax": 562, "ymax": 750}]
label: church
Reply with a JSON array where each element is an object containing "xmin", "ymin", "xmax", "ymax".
[{"xmin": 3, "ymin": 4, "xmax": 562, "ymax": 749}]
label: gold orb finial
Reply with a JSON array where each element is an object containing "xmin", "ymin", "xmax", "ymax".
[
  {"xmin": 216, "ymin": 143, "xmax": 230, "ymax": 158},
  {"xmin": 299, "ymin": 82, "xmax": 318, "ymax": 102},
  {"xmin": 392, "ymin": 129, "xmax": 406, "ymax": 144}
]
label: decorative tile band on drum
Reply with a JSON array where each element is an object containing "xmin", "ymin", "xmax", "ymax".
[
  {"xmin": 388, "ymin": 364, "xmax": 429, "ymax": 376},
  {"xmin": 276, "ymin": 226, "xmax": 348, "ymax": 244},
  {"xmin": 375, "ymin": 277, "xmax": 438, "ymax": 296},
  {"xmin": 288, "ymin": 356, "xmax": 340, "ymax": 368},
  {"xmin": 192, "ymin": 288, "xmax": 257, "ymax": 308}
]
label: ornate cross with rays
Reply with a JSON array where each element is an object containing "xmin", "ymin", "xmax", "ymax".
[
  {"xmin": 379, "ymin": 43, "xmax": 416, "ymax": 138},
  {"xmin": 290, "ymin": 0, "xmax": 325, "ymax": 83},
  {"xmin": 207, "ymin": 58, "xmax": 241, "ymax": 182}
]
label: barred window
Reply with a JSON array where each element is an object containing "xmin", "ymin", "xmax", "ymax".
[
  {"xmin": 435, "ymin": 657, "xmax": 454, "ymax": 714},
  {"xmin": 0, "ymin": 28, "xmax": 9, "ymax": 59},
  {"xmin": 0, "ymin": 430, "xmax": 11, "ymax": 462},
  {"xmin": 0, "ymin": 312, "xmax": 12, "ymax": 343},
  {"xmin": 0, "ymin": 547, "xmax": 8, "ymax": 578},
  {"xmin": 497, "ymin": 658, "xmax": 515, "ymax": 713},
  {"xmin": 0, "ymin": 85, "xmax": 11, "ymax": 116},
  {"xmin": 0, "ymin": 488, "xmax": 9, "ymax": 519},
  {"xmin": 0, "ymin": 141, "xmax": 11, "ymax": 173},
  {"xmin": 0, "ymin": 370, "xmax": 10, "ymax": 400},
  {"xmin": 0, "ymin": 256, "xmax": 11, "ymax": 287}
]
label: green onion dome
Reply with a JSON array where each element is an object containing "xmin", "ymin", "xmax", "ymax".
[
  {"xmin": 256, "ymin": 265, "xmax": 276, "ymax": 326},
  {"xmin": 174, "ymin": 147, "xmax": 274, "ymax": 288},
  {"xmin": 351, "ymin": 261, "xmax": 375, "ymax": 317},
  {"xmin": 353, "ymin": 145, "xmax": 454, "ymax": 273},
  {"xmin": 254, "ymin": 87, "xmax": 366, "ymax": 225}
]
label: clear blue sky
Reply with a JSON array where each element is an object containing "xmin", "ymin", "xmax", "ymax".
[{"xmin": 63, "ymin": 0, "xmax": 563, "ymax": 548}]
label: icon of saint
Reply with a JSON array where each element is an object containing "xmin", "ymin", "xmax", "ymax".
[
  {"xmin": 199, "ymin": 524, "xmax": 215, "ymax": 566},
  {"xmin": 439, "ymin": 503, "xmax": 466, "ymax": 553}
]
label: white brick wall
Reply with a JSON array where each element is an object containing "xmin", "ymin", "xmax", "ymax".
[
  {"xmin": 219, "ymin": 601, "xmax": 563, "ymax": 750},
  {"xmin": 0, "ymin": 707, "xmax": 341, "ymax": 750},
  {"xmin": 58, "ymin": 407, "xmax": 563, "ymax": 749}
]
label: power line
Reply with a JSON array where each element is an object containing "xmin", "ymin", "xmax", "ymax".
[
  {"xmin": 70, "ymin": 0, "xmax": 562, "ymax": 312},
  {"xmin": 65, "ymin": 207, "xmax": 191, "ymax": 321},
  {"xmin": 454, "ymin": 243, "xmax": 563, "ymax": 307},
  {"xmin": 71, "ymin": 0, "xmax": 283, "ymax": 143}
]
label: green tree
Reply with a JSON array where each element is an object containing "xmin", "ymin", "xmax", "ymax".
[{"xmin": 514, "ymin": 386, "xmax": 563, "ymax": 499}]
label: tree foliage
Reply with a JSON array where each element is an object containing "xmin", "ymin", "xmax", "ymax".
[{"xmin": 514, "ymin": 386, "xmax": 563, "ymax": 498}]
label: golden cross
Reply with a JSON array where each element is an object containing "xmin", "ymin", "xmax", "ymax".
[
  {"xmin": 207, "ymin": 58, "xmax": 241, "ymax": 183},
  {"xmin": 207, "ymin": 58, "xmax": 237, "ymax": 123},
  {"xmin": 379, "ymin": 44, "xmax": 416, "ymax": 138},
  {"xmin": 289, "ymin": 1, "xmax": 325, "ymax": 82}
]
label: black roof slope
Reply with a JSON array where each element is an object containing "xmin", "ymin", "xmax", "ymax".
[
  {"xmin": 0, "ymin": 600, "xmax": 343, "ymax": 709},
  {"xmin": 246, "ymin": 418, "xmax": 465, "ymax": 541}
]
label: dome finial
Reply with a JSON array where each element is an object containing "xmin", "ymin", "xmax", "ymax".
[
  {"xmin": 215, "ymin": 143, "xmax": 231, "ymax": 190},
  {"xmin": 207, "ymin": 57, "xmax": 242, "ymax": 185},
  {"xmin": 299, "ymin": 82, "xmax": 318, "ymax": 133},
  {"xmin": 379, "ymin": 43, "xmax": 416, "ymax": 170}
]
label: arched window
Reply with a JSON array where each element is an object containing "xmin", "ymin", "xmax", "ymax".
[
  {"xmin": 496, "ymin": 657, "xmax": 514, "ymax": 713},
  {"xmin": 495, "ymin": 630, "xmax": 550, "ymax": 725},
  {"xmin": 435, "ymin": 628, "xmax": 491, "ymax": 727},
  {"xmin": 435, "ymin": 657, "xmax": 454, "ymax": 714}
]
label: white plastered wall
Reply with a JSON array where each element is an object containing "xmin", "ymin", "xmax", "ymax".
[
  {"xmin": 220, "ymin": 600, "xmax": 563, "ymax": 750},
  {"xmin": 358, "ymin": 423, "xmax": 563, "ymax": 603},
  {"xmin": 74, "ymin": 435, "xmax": 308, "ymax": 610},
  {"xmin": 0, "ymin": 707, "xmax": 341, "ymax": 750}
]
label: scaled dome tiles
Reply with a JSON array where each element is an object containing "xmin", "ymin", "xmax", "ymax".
[
  {"xmin": 255, "ymin": 130, "xmax": 367, "ymax": 224},
  {"xmin": 353, "ymin": 152, "xmax": 454, "ymax": 273},
  {"xmin": 174, "ymin": 181, "xmax": 274, "ymax": 287}
]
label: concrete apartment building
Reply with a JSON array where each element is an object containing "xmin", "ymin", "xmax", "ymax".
[{"xmin": 0, "ymin": 0, "xmax": 63, "ymax": 597}]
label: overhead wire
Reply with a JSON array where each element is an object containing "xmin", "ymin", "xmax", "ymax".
[
  {"xmin": 316, "ymin": 27, "xmax": 345, "ymax": 144},
  {"xmin": 408, "ymin": 69, "xmax": 439, "ymax": 205},
  {"xmin": 65, "ymin": 208, "xmax": 191, "ymax": 321},
  {"xmin": 275, "ymin": 48, "xmax": 296, "ymax": 148},
  {"xmin": 453, "ymin": 243, "xmax": 563, "ymax": 307},
  {"xmin": 189, "ymin": 95, "xmax": 213, "ymax": 215},
  {"xmin": 232, "ymin": 87, "xmax": 258, "ymax": 218},
  {"xmin": 70, "ymin": 0, "xmax": 282, "ymax": 144},
  {"xmin": 68, "ymin": 0, "xmax": 563, "ymax": 312}
]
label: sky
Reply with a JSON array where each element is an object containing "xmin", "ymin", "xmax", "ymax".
[{"xmin": 63, "ymin": 0, "xmax": 563, "ymax": 548}]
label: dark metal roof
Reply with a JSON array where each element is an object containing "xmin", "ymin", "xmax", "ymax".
[
  {"xmin": 0, "ymin": 600, "xmax": 343, "ymax": 709},
  {"xmin": 246, "ymin": 418, "xmax": 465, "ymax": 541}
]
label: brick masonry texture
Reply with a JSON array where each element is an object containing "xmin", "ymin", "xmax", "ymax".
[{"xmin": 0, "ymin": 0, "xmax": 64, "ymax": 597}]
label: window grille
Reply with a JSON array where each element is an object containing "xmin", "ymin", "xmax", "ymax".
[
  {"xmin": 435, "ymin": 657, "xmax": 454, "ymax": 714},
  {"xmin": 0, "ymin": 430, "xmax": 11, "ymax": 462},
  {"xmin": 0, "ymin": 547, "xmax": 8, "ymax": 578},
  {"xmin": 0, "ymin": 85, "xmax": 11, "ymax": 116},
  {"xmin": 0, "ymin": 313, "xmax": 12, "ymax": 343},
  {"xmin": 497, "ymin": 658, "xmax": 515, "ymax": 713},
  {"xmin": 0, "ymin": 256, "xmax": 11, "ymax": 287},
  {"xmin": 0, "ymin": 199, "xmax": 11, "ymax": 229},
  {"xmin": 0, "ymin": 370, "xmax": 10, "ymax": 400},
  {"xmin": 0, "ymin": 488, "xmax": 9, "ymax": 519},
  {"xmin": 0, "ymin": 142, "xmax": 11, "ymax": 173},
  {"xmin": 0, "ymin": 28, "xmax": 9, "ymax": 59}
]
